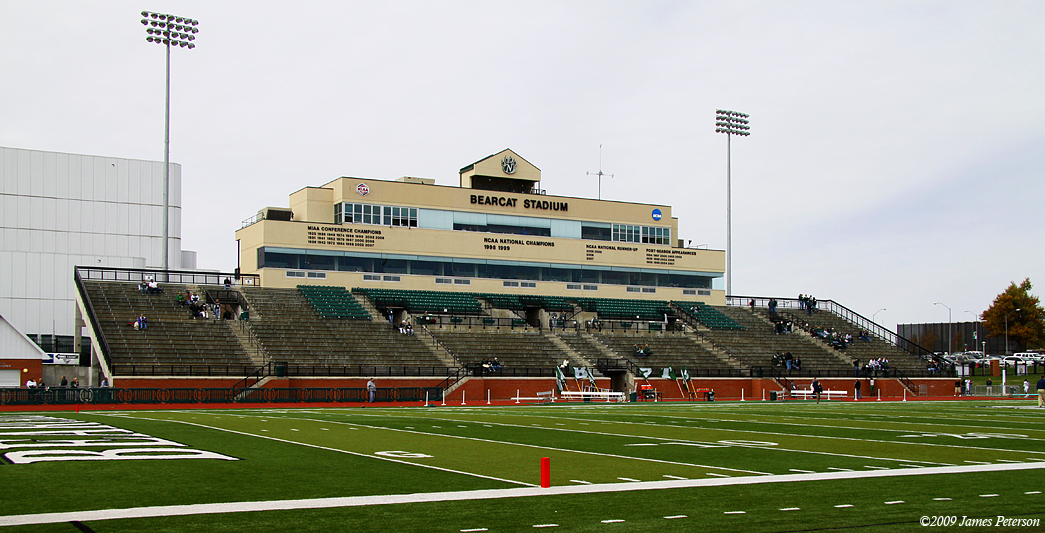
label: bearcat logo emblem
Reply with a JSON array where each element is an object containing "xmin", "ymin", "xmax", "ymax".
[{"xmin": 501, "ymin": 155, "xmax": 517, "ymax": 174}]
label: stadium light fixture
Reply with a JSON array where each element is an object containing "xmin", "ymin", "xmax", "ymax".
[
  {"xmin": 933, "ymin": 302, "xmax": 952, "ymax": 355},
  {"xmin": 715, "ymin": 109, "xmax": 750, "ymax": 298},
  {"xmin": 140, "ymin": 10, "xmax": 199, "ymax": 275}
]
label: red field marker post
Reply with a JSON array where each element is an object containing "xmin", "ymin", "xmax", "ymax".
[{"xmin": 540, "ymin": 457, "xmax": 551, "ymax": 488}]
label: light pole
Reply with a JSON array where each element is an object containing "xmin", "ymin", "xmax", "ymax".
[
  {"xmin": 934, "ymin": 302, "xmax": 952, "ymax": 354},
  {"xmin": 872, "ymin": 308, "xmax": 886, "ymax": 323},
  {"xmin": 715, "ymin": 109, "xmax": 750, "ymax": 298},
  {"xmin": 141, "ymin": 11, "xmax": 199, "ymax": 275},
  {"xmin": 964, "ymin": 310, "xmax": 978, "ymax": 353},
  {"xmin": 1005, "ymin": 308, "xmax": 1021, "ymax": 356}
]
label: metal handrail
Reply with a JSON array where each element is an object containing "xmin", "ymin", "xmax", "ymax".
[
  {"xmin": 74, "ymin": 268, "xmax": 112, "ymax": 371},
  {"xmin": 74, "ymin": 266, "xmax": 260, "ymax": 287}
]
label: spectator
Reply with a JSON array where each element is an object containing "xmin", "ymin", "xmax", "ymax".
[
  {"xmin": 176, "ymin": 292, "xmax": 186, "ymax": 306},
  {"xmin": 71, "ymin": 378, "xmax": 79, "ymax": 388},
  {"xmin": 643, "ymin": 344, "xmax": 652, "ymax": 358},
  {"xmin": 223, "ymin": 277, "xmax": 232, "ymax": 290},
  {"xmin": 60, "ymin": 376, "xmax": 68, "ymax": 387},
  {"xmin": 26, "ymin": 378, "xmax": 37, "ymax": 388},
  {"xmin": 1037, "ymin": 375, "xmax": 1045, "ymax": 408},
  {"xmin": 101, "ymin": 378, "xmax": 110, "ymax": 388}
]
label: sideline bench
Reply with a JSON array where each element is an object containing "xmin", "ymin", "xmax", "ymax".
[
  {"xmin": 791, "ymin": 389, "xmax": 848, "ymax": 400},
  {"xmin": 512, "ymin": 390, "xmax": 555, "ymax": 404},
  {"xmin": 560, "ymin": 390, "xmax": 626, "ymax": 403}
]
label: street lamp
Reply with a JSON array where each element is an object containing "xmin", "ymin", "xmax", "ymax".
[
  {"xmin": 872, "ymin": 308, "xmax": 886, "ymax": 323},
  {"xmin": 715, "ymin": 109, "xmax": 750, "ymax": 298},
  {"xmin": 1005, "ymin": 308, "xmax": 1021, "ymax": 356},
  {"xmin": 141, "ymin": 11, "xmax": 199, "ymax": 275},
  {"xmin": 964, "ymin": 310, "xmax": 978, "ymax": 353},
  {"xmin": 934, "ymin": 302, "xmax": 952, "ymax": 354}
]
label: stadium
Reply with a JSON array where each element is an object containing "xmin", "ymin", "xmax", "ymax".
[
  {"xmin": 2, "ymin": 146, "xmax": 1043, "ymax": 532},
  {"xmin": 3, "ymin": 3, "xmax": 1044, "ymax": 530}
]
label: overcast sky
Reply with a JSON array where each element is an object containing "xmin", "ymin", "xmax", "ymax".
[{"xmin": 2, "ymin": 0, "xmax": 1043, "ymax": 333}]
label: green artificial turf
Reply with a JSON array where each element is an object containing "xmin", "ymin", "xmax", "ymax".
[{"xmin": 1, "ymin": 400, "xmax": 1043, "ymax": 532}]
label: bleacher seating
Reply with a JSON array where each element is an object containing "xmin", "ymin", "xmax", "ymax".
[
  {"xmin": 80, "ymin": 279, "xmax": 944, "ymax": 379},
  {"xmin": 242, "ymin": 288, "xmax": 451, "ymax": 370},
  {"xmin": 575, "ymin": 297, "xmax": 672, "ymax": 321},
  {"xmin": 353, "ymin": 288, "xmax": 483, "ymax": 315},
  {"xmin": 593, "ymin": 333, "xmax": 731, "ymax": 371},
  {"xmin": 697, "ymin": 306, "xmax": 853, "ymax": 373},
  {"xmin": 298, "ymin": 285, "xmax": 370, "ymax": 319},
  {"xmin": 672, "ymin": 301, "xmax": 743, "ymax": 330},
  {"xmin": 767, "ymin": 309, "xmax": 932, "ymax": 374},
  {"xmin": 82, "ymin": 281, "xmax": 256, "ymax": 371},
  {"xmin": 431, "ymin": 330, "xmax": 567, "ymax": 369}
]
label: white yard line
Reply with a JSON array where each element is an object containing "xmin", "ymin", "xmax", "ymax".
[
  {"xmin": 5, "ymin": 461, "xmax": 1042, "ymax": 526},
  {"xmin": 92, "ymin": 414, "xmax": 534, "ymax": 488},
  {"xmin": 194, "ymin": 412, "xmax": 772, "ymax": 476}
]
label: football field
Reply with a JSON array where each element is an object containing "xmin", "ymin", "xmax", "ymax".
[{"xmin": 1, "ymin": 399, "xmax": 1043, "ymax": 532}]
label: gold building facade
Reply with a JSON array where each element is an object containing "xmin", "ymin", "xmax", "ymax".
[{"xmin": 235, "ymin": 149, "xmax": 724, "ymax": 303}]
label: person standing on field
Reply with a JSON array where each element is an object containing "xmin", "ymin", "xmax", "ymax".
[
  {"xmin": 367, "ymin": 378, "xmax": 377, "ymax": 403},
  {"xmin": 854, "ymin": 379, "xmax": 862, "ymax": 400},
  {"xmin": 1037, "ymin": 375, "xmax": 1045, "ymax": 408}
]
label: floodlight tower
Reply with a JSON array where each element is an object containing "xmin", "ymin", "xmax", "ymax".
[
  {"xmin": 715, "ymin": 110, "xmax": 750, "ymax": 298},
  {"xmin": 140, "ymin": 11, "xmax": 199, "ymax": 275}
]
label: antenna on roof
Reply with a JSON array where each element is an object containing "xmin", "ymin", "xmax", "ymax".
[{"xmin": 586, "ymin": 144, "xmax": 614, "ymax": 200}]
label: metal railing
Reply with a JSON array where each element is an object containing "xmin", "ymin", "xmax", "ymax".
[
  {"xmin": 75, "ymin": 266, "xmax": 259, "ymax": 287},
  {"xmin": 0, "ymin": 386, "xmax": 444, "ymax": 406},
  {"xmin": 74, "ymin": 268, "xmax": 111, "ymax": 371}
]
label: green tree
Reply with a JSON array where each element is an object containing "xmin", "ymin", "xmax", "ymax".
[{"xmin": 981, "ymin": 278, "xmax": 1045, "ymax": 352}]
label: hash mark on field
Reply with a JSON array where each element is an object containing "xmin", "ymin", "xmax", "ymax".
[
  {"xmin": 617, "ymin": 477, "xmax": 641, "ymax": 482},
  {"xmin": 780, "ymin": 507, "xmax": 800, "ymax": 511},
  {"xmin": 827, "ymin": 467, "xmax": 853, "ymax": 472},
  {"xmin": 432, "ymin": 426, "xmax": 441, "ymax": 428},
  {"xmin": 980, "ymin": 494, "xmax": 998, "ymax": 498},
  {"xmin": 933, "ymin": 498, "xmax": 952, "ymax": 501},
  {"xmin": 706, "ymin": 473, "xmax": 730, "ymax": 478},
  {"xmin": 532, "ymin": 524, "xmax": 558, "ymax": 528},
  {"xmin": 964, "ymin": 460, "xmax": 991, "ymax": 465},
  {"xmin": 899, "ymin": 464, "xmax": 925, "ymax": 468},
  {"xmin": 996, "ymin": 459, "xmax": 1021, "ymax": 463},
  {"xmin": 789, "ymin": 469, "xmax": 815, "ymax": 473},
  {"xmin": 834, "ymin": 504, "xmax": 853, "ymax": 508},
  {"xmin": 601, "ymin": 519, "xmax": 624, "ymax": 523},
  {"xmin": 664, "ymin": 515, "xmax": 687, "ymax": 519},
  {"xmin": 320, "ymin": 428, "xmax": 329, "ymax": 431},
  {"xmin": 290, "ymin": 429, "xmax": 299, "ymax": 432},
  {"xmin": 884, "ymin": 501, "xmax": 904, "ymax": 505},
  {"xmin": 724, "ymin": 511, "xmax": 746, "ymax": 514},
  {"xmin": 461, "ymin": 529, "xmax": 488, "ymax": 532},
  {"xmin": 864, "ymin": 466, "xmax": 888, "ymax": 470},
  {"xmin": 662, "ymin": 475, "xmax": 687, "ymax": 480},
  {"xmin": 1026, "ymin": 491, "xmax": 1042, "ymax": 495},
  {"xmin": 624, "ymin": 443, "xmax": 658, "ymax": 447},
  {"xmin": 570, "ymin": 480, "xmax": 592, "ymax": 485},
  {"xmin": 458, "ymin": 425, "xmax": 467, "ymax": 428}
]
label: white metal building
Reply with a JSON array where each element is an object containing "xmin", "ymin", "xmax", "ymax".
[{"xmin": 0, "ymin": 146, "xmax": 196, "ymax": 346}]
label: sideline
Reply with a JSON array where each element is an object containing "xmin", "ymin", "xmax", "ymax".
[{"xmin": 2, "ymin": 461, "xmax": 1044, "ymax": 527}]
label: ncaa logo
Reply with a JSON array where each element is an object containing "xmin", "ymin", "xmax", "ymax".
[
  {"xmin": 357, "ymin": 183, "xmax": 370, "ymax": 196},
  {"xmin": 651, "ymin": 208, "xmax": 662, "ymax": 221}
]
